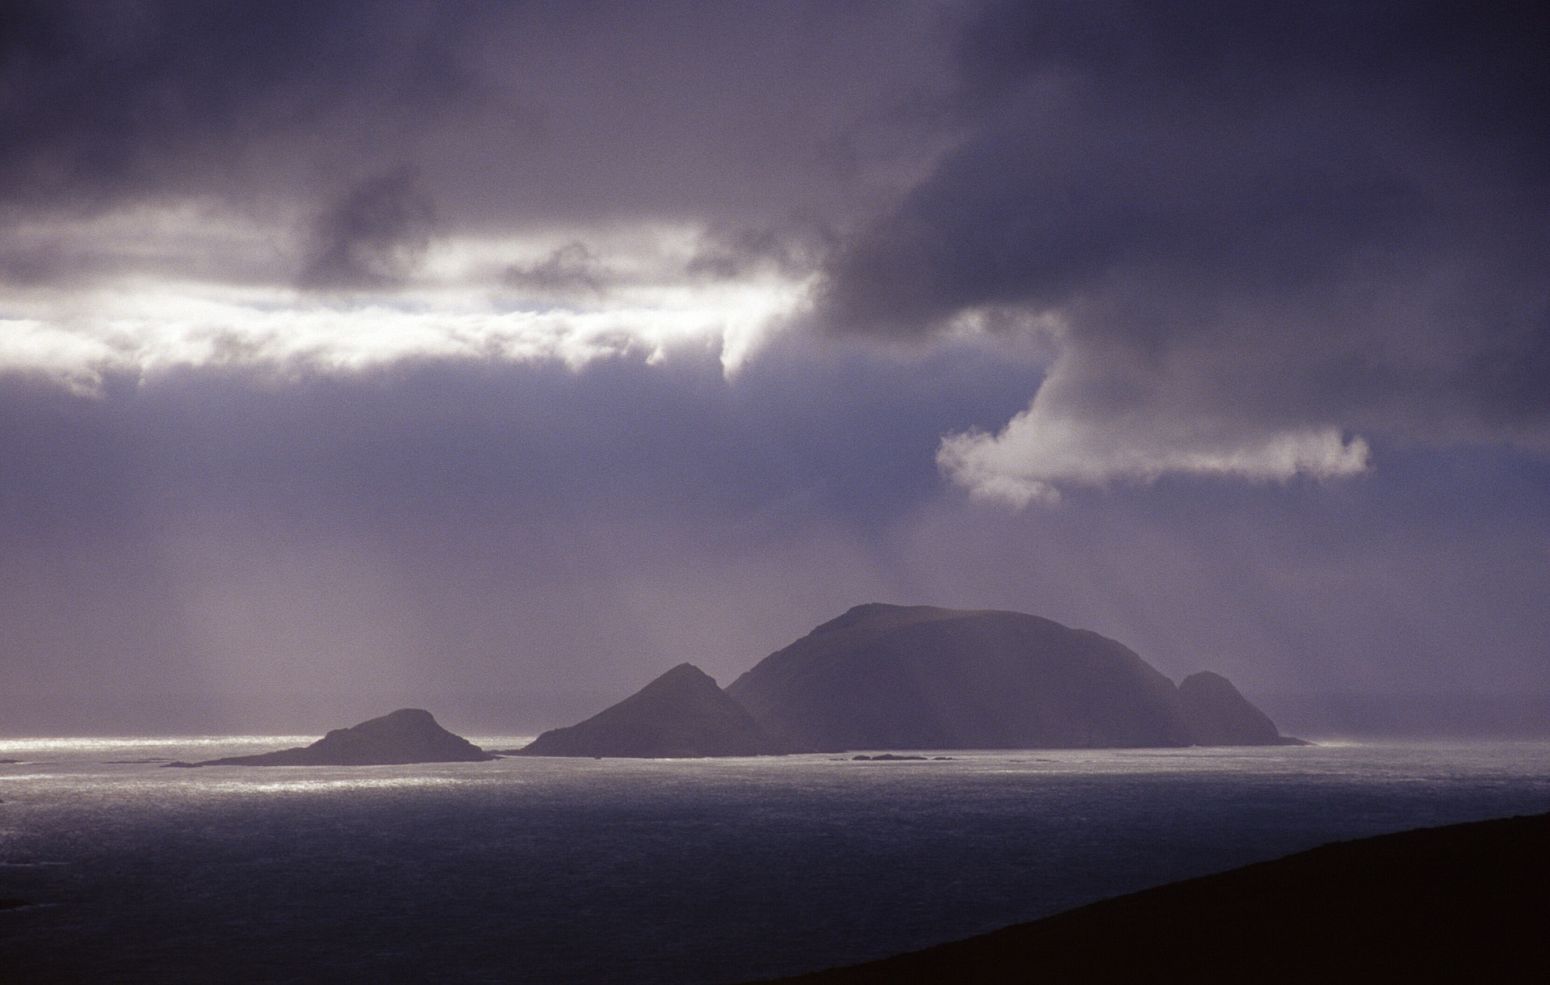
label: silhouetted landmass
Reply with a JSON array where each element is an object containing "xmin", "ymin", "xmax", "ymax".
[
  {"xmin": 754, "ymin": 811, "xmax": 1550, "ymax": 983},
  {"xmin": 0, "ymin": 899, "xmax": 29, "ymax": 911},
  {"xmin": 165, "ymin": 709, "xmax": 493, "ymax": 766},
  {"xmin": 1178, "ymin": 670, "xmax": 1305, "ymax": 745},
  {"xmin": 727, "ymin": 604, "xmax": 1295, "ymax": 751},
  {"xmin": 518, "ymin": 663, "xmax": 785, "ymax": 758}
]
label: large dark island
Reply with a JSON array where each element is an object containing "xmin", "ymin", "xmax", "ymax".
[
  {"xmin": 728, "ymin": 603, "xmax": 1300, "ymax": 750},
  {"xmin": 522, "ymin": 603, "xmax": 1300, "ymax": 757}
]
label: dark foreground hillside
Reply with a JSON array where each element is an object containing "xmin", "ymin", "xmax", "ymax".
[{"xmin": 756, "ymin": 811, "xmax": 1550, "ymax": 984}]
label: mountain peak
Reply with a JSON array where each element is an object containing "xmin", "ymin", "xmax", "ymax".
[
  {"xmin": 810, "ymin": 602, "xmax": 975, "ymax": 636},
  {"xmin": 519, "ymin": 662, "xmax": 784, "ymax": 758},
  {"xmin": 730, "ymin": 604, "xmax": 1295, "ymax": 751},
  {"xmin": 648, "ymin": 662, "xmax": 720, "ymax": 688}
]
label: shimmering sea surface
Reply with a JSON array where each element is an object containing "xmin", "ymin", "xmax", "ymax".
[{"xmin": 2, "ymin": 738, "xmax": 1547, "ymax": 983}]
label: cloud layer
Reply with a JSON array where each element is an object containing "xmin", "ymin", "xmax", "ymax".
[
  {"xmin": 0, "ymin": 0, "xmax": 955, "ymax": 384},
  {"xmin": 819, "ymin": 1, "xmax": 1550, "ymax": 500},
  {"xmin": 3, "ymin": 2, "xmax": 1549, "ymax": 730}
]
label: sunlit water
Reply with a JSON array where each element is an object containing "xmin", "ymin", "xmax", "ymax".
[{"xmin": 2, "ymin": 738, "xmax": 1548, "ymax": 983}]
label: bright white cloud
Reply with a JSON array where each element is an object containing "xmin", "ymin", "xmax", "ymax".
[
  {"xmin": 2, "ymin": 291, "xmax": 799, "ymax": 392},
  {"xmin": 939, "ymin": 384, "xmax": 1371, "ymax": 508},
  {"xmin": 0, "ymin": 319, "xmax": 121, "ymax": 395},
  {"xmin": 0, "ymin": 211, "xmax": 809, "ymax": 391}
]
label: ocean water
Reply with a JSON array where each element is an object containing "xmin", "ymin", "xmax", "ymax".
[{"xmin": 2, "ymin": 739, "xmax": 1547, "ymax": 984}]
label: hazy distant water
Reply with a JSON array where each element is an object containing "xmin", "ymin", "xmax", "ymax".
[{"xmin": 2, "ymin": 739, "xmax": 1548, "ymax": 984}]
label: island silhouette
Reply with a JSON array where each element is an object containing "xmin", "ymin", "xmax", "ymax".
[
  {"xmin": 521, "ymin": 603, "xmax": 1301, "ymax": 757},
  {"xmin": 166, "ymin": 708, "xmax": 494, "ymax": 767},
  {"xmin": 518, "ymin": 663, "xmax": 787, "ymax": 758},
  {"xmin": 161, "ymin": 604, "xmax": 1300, "ymax": 764}
]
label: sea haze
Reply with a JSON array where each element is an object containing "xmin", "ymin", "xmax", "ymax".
[{"xmin": 2, "ymin": 740, "xmax": 1548, "ymax": 984}]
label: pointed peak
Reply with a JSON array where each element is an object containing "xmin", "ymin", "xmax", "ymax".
[
  {"xmin": 652, "ymin": 663, "xmax": 718, "ymax": 687},
  {"xmin": 518, "ymin": 661, "xmax": 783, "ymax": 757}
]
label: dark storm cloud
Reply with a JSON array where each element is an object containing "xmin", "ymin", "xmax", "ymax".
[
  {"xmin": 0, "ymin": 0, "xmax": 957, "ymax": 333},
  {"xmin": 827, "ymin": 0, "xmax": 1549, "ymax": 333},
  {"xmin": 299, "ymin": 168, "xmax": 437, "ymax": 291},
  {"xmin": 816, "ymin": 0, "xmax": 1550, "ymax": 496},
  {"xmin": 0, "ymin": 0, "xmax": 495, "ymax": 213},
  {"xmin": 0, "ymin": 0, "xmax": 951, "ymax": 230}
]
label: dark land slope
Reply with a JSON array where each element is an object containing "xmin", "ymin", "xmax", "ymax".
[
  {"xmin": 519, "ymin": 663, "xmax": 784, "ymax": 758},
  {"xmin": 727, "ymin": 603, "xmax": 1293, "ymax": 751},
  {"xmin": 168, "ymin": 709, "xmax": 493, "ymax": 766},
  {"xmin": 758, "ymin": 811, "xmax": 1550, "ymax": 984},
  {"xmin": 1178, "ymin": 669, "xmax": 1298, "ymax": 745}
]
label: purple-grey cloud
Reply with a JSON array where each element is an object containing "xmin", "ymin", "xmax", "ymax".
[
  {"xmin": 0, "ymin": 0, "xmax": 951, "ymax": 230},
  {"xmin": 0, "ymin": 1, "xmax": 956, "ymax": 386},
  {"xmin": 816, "ymin": 1, "xmax": 1550, "ymax": 502},
  {"xmin": 299, "ymin": 168, "xmax": 437, "ymax": 291}
]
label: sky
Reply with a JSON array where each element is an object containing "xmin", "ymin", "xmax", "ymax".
[{"xmin": 2, "ymin": 1, "xmax": 1547, "ymax": 735}]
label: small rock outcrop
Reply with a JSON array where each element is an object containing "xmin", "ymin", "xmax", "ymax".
[
  {"xmin": 166, "ymin": 709, "xmax": 494, "ymax": 766},
  {"xmin": 518, "ymin": 663, "xmax": 785, "ymax": 758}
]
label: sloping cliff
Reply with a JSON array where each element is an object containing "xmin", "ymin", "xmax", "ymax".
[{"xmin": 519, "ymin": 663, "xmax": 785, "ymax": 758}]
